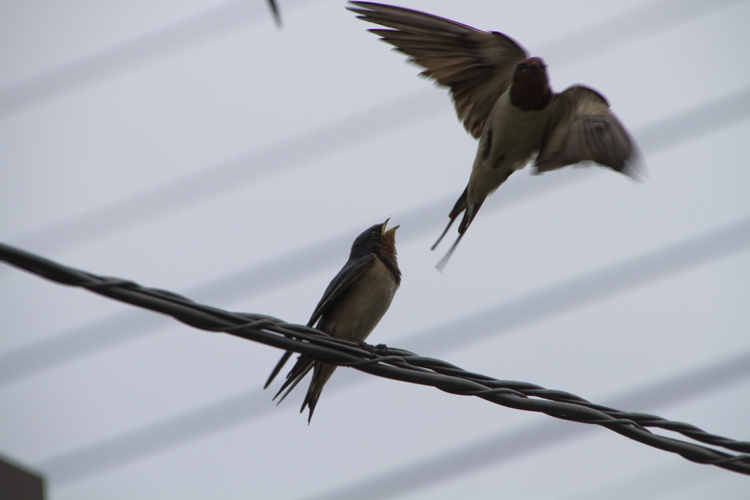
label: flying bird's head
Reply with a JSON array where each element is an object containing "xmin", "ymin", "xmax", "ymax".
[
  {"xmin": 511, "ymin": 57, "xmax": 551, "ymax": 110},
  {"xmin": 350, "ymin": 219, "xmax": 400, "ymax": 278}
]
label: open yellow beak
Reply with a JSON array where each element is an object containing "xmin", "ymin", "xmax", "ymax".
[{"xmin": 382, "ymin": 218, "xmax": 400, "ymax": 235}]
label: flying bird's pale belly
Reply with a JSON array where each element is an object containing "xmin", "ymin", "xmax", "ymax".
[
  {"xmin": 319, "ymin": 258, "xmax": 398, "ymax": 343},
  {"xmin": 467, "ymin": 91, "xmax": 550, "ymax": 203}
]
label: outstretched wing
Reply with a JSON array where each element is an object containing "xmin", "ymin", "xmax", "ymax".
[
  {"xmin": 536, "ymin": 85, "xmax": 639, "ymax": 178},
  {"xmin": 348, "ymin": 2, "xmax": 528, "ymax": 138}
]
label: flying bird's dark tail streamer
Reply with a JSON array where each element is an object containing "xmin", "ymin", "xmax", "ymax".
[{"xmin": 433, "ymin": 192, "xmax": 483, "ymax": 272}]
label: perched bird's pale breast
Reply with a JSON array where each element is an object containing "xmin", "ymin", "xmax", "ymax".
[{"xmin": 319, "ymin": 258, "xmax": 398, "ymax": 342}]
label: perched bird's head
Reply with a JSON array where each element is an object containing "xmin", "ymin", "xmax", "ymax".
[
  {"xmin": 511, "ymin": 57, "xmax": 551, "ymax": 110},
  {"xmin": 350, "ymin": 219, "xmax": 401, "ymax": 280},
  {"xmin": 351, "ymin": 219, "xmax": 399, "ymax": 258}
]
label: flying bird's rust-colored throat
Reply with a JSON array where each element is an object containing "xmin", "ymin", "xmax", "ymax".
[{"xmin": 511, "ymin": 58, "xmax": 552, "ymax": 111}]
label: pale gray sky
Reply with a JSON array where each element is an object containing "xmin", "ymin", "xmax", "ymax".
[{"xmin": 1, "ymin": 1, "xmax": 749, "ymax": 498}]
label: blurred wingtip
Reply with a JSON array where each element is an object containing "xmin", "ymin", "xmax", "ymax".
[
  {"xmin": 268, "ymin": 0, "xmax": 282, "ymax": 27},
  {"xmin": 621, "ymin": 148, "xmax": 648, "ymax": 184}
]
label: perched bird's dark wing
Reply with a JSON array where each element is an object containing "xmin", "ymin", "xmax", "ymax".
[
  {"xmin": 263, "ymin": 254, "xmax": 376, "ymax": 392},
  {"xmin": 536, "ymin": 86, "xmax": 637, "ymax": 177},
  {"xmin": 348, "ymin": 2, "xmax": 528, "ymax": 138},
  {"xmin": 306, "ymin": 253, "xmax": 376, "ymax": 328},
  {"xmin": 263, "ymin": 350, "xmax": 292, "ymax": 390}
]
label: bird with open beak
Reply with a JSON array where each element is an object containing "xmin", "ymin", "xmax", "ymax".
[
  {"xmin": 265, "ymin": 219, "xmax": 401, "ymax": 422},
  {"xmin": 348, "ymin": 2, "xmax": 641, "ymax": 270}
]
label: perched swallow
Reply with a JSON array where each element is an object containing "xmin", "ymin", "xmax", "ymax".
[
  {"xmin": 265, "ymin": 219, "xmax": 401, "ymax": 422},
  {"xmin": 348, "ymin": 2, "xmax": 640, "ymax": 269}
]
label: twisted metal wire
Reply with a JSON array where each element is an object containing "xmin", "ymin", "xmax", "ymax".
[{"xmin": 2, "ymin": 242, "xmax": 749, "ymax": 475}]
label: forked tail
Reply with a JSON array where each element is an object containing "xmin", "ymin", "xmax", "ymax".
[
  {"xmin": 269, "ymin": 355, "xmax": 315, "ymax": 406},
  {"xmin": 432, "ymin": 187, "xmax": 468, "ymax": 251},
  {"xmin": 435, "ymin": 199, "xmax": 484, "ymax": 271}
]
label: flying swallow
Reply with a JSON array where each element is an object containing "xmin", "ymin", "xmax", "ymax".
[
  {"xmin": 348, "ymin": 2, "xmax": 640, "ymax": 269},
  {"xmin": 265, "ymin": 219, "xmax": 401, "ymax": 422}
]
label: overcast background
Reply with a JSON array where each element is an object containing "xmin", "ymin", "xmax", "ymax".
[{"xmin": 1, "ymin": 0, "xmax": 749, "ymax": 498}]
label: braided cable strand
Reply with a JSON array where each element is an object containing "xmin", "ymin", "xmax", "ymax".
[{"xmin": 1, "ymin": 242, "xmax": 749, "ymax": 474}]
